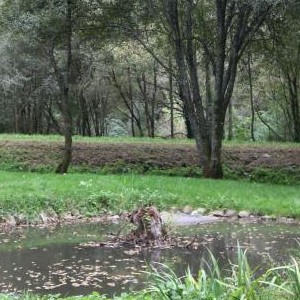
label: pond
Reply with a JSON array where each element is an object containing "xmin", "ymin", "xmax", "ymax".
[{"xmin": 0, "ymin": 220, "xmax": 299, "ymax": 297}]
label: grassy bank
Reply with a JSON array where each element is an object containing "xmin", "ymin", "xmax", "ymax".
[{"xmin": 0, "ymin": 171, "xmax": 299, "ymax": 219}]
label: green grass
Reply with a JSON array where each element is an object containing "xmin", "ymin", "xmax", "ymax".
[
  {"xmin": 1, "ymin": 133, "xmax": 299, "ymax": 147},
  {"xmin": 0, "ymin": 134, "xmax": 194, "ymax": 145},
  {"xmin": 0, "ymin": 171, "xmax": 299, "ymax": 219}
]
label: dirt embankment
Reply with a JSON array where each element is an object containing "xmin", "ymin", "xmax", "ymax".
[{"xmin": 0, "ymin": 140, "xmax": 299, "ymax": 176}]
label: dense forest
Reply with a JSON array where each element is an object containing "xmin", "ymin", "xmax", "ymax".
[{"xmin": 0, "ymin": 0, "xmax": 299, "ymax": 177}]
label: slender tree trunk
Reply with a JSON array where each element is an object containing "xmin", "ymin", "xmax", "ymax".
[
  {"xmin": 56, "ymin": 87, "xmax": 73, "ymax": 173},
  {"xmin": 55, "ymin": 0, "xmax": 73, "ymax": 174},
  {"xmin": 140, "ymin": 73, "xmax": 152, "ymax": 137},
  {"xmin": 151, "ymin": 64, "xmax": 157, "ymax": 138},
  {"xmin": 169, "ymin": 59, "xmax": 174, "ymax": 138},
  {"xmin": 248, "ymin": 52, "xmax": 255, "ymax": 141},
  {"xmin": 227, "ymin": 99, "xmax": 233, "ymax": 140},
  {"xmin": 79, "ymin": 90, "xmax": 91, "ymax": 137},
  {"xmin": 205, "ymin": 55, "xmax": 213, "ymax": 132},
  {"xmin": 127, "ymin": 67, "xmax": 136, "ymax": 137},
  {"xmin": 14, "ymin": 102, "xmax": 19, "ymax": 133}
]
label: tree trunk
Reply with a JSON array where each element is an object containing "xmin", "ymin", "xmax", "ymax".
[
  {"xmin": 127, "ymin": 67, "xmax": 136, "ymax": 137},
  {"xmin": 79, "ymin": 90, "xmax": 91, "ymax": 137},
  {"xmin": 150, "ymin": 64, "xmax": 157, "ymax": 138},
  {"xmin": 287, "ymin": 75, "xmax": 300, "ymax": 142},
  {"xmin": 54, "ymin": 0, "xmax": 73, "ymax": 174},
  {"xmin": 169, "ymin": 58, "xmax": 175, "ymax": 138},
  {"xmin": 227, "ymin": 99, "xmax": 233, "ymax": 141},
  {"xmin": 248, "ymin": 52, "xmax": 256, "ymax": 141},
  {"xmin": 205, "ymin": 55, "xmax": 213, "ymax": 132},
  {"xmin": 56, "ymin": 87, "xmax": 73, "ymax": 174}
]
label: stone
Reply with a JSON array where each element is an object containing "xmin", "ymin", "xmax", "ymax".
[
  {"xmin": 278, "ymin": 217, "xmax": 288, "ymax": 223},
  {"xmin": 182, "ymin": 205, "xmax": 193, "ymax": 214},
  {"xmin": 170, "ymin": 206, "xmax": 179, "ymax": 213},
  {"xmin": 238, "ymin": 211, "xmax": 251, "ymax": 218},
  {"xmin": 224, "ymin": 209, "xmax": 237, "ymax": 217},
  {"xmin": 5, "ymin": 215, "xmax": 16, "ymax": 226},
  {"xmin": 286, "ymin": 217, "xmax": 295, "ymax": 223},
  {"xmin": 196, "ymin": 208, "xmax": 207, "ymax": 215},
  {"xmin": 161, "ymin": 211, "xmax": 219, "ymax": 226},
  {"xmin": 210, "ymin": 210, "xmax": 226, "ymax": 217},
  {"xmin": 191, "ymin": 210, "xmax": 201, "ymax": 216},
  {"xmin": 261, "ymin": 215, "xmax": 272, "ymax": 221}
]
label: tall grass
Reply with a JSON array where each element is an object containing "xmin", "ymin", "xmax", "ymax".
[{"xmin": 148, "ymin": 247, "xmax": 300, "ymax": 300}]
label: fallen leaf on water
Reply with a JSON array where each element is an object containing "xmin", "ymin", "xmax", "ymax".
[{"xmin": 107, "ymin": 282, "xmax": 116, "ymax": 287}]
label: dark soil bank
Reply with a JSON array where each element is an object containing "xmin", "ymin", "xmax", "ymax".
[{"xmin": 1, "ymin": 140, "xmax": 299, "ymax": 182}]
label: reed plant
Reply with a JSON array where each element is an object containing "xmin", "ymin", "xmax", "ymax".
[{"xmin": 147, "ymin": 246, "xmax": 300, "ymax": 300}]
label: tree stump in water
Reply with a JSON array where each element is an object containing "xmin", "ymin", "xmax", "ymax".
[{"xmin": 129, "ymin": 206, "xmax": 163, "ymax": 242}]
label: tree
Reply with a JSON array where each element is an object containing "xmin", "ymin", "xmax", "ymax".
[
  {"xmin": 265, "ymin": 2, "xmax": 300, "ymax": 142},
  {"xmin": 46, "ymin": 0, "xmax": 74, "ymax": 173},
  {"xmin": 156, "ymin": 0, "xmax": 284, "ymax": 178}
]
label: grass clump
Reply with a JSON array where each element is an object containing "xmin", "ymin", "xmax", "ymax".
[{"xmin": 148, "ymin": 247, "xmax": 300, "ymax": 300}]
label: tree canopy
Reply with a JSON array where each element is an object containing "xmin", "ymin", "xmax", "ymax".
[{"xmin": 0, "ymin": 0, "xmax": 298, "ymax": 177}]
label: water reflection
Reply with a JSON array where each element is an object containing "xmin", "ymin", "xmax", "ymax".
[{"xmin": 0, "ymin": 221, "xmax": 299, "ymax": 296}]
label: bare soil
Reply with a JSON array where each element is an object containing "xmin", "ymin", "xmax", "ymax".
[{"xmin": 1, "ymin": 140, "xmax": 299, "ymax": 174}]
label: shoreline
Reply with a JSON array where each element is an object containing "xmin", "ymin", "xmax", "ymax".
[{"xmin": 0, "ymin": 208, "xmax": 299, "ymax": 232}]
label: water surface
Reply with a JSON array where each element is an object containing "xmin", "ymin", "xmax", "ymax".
[{"xmin": 0, "ymin": 220, "xmax": 299, "ymax": 296}]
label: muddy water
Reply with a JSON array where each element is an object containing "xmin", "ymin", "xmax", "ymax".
[{"xmin": 0, "ymin": 221, "xmax": 299, "ymax": 296}]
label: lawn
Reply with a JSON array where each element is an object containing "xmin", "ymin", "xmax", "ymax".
[{"xmin": 0, "ymin": 171, "xmax": 299, "ymax": 218}]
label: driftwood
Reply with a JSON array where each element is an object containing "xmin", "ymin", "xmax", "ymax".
[
  {"xmin": 81, "ymin": 207, "xmax": 204, "ymax": 250},
  {"xmin": 128, "ymin": 206, "xmax": 163, "ymax": 242}
]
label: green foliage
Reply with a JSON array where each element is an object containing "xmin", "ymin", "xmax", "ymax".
[
  {"xmin": 147, "ymin": 246, "xmax": 298, "ymax": 300},
  {"xmin": 249, "ymin": 168, "xmax": 300, "ymax": 185}
]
